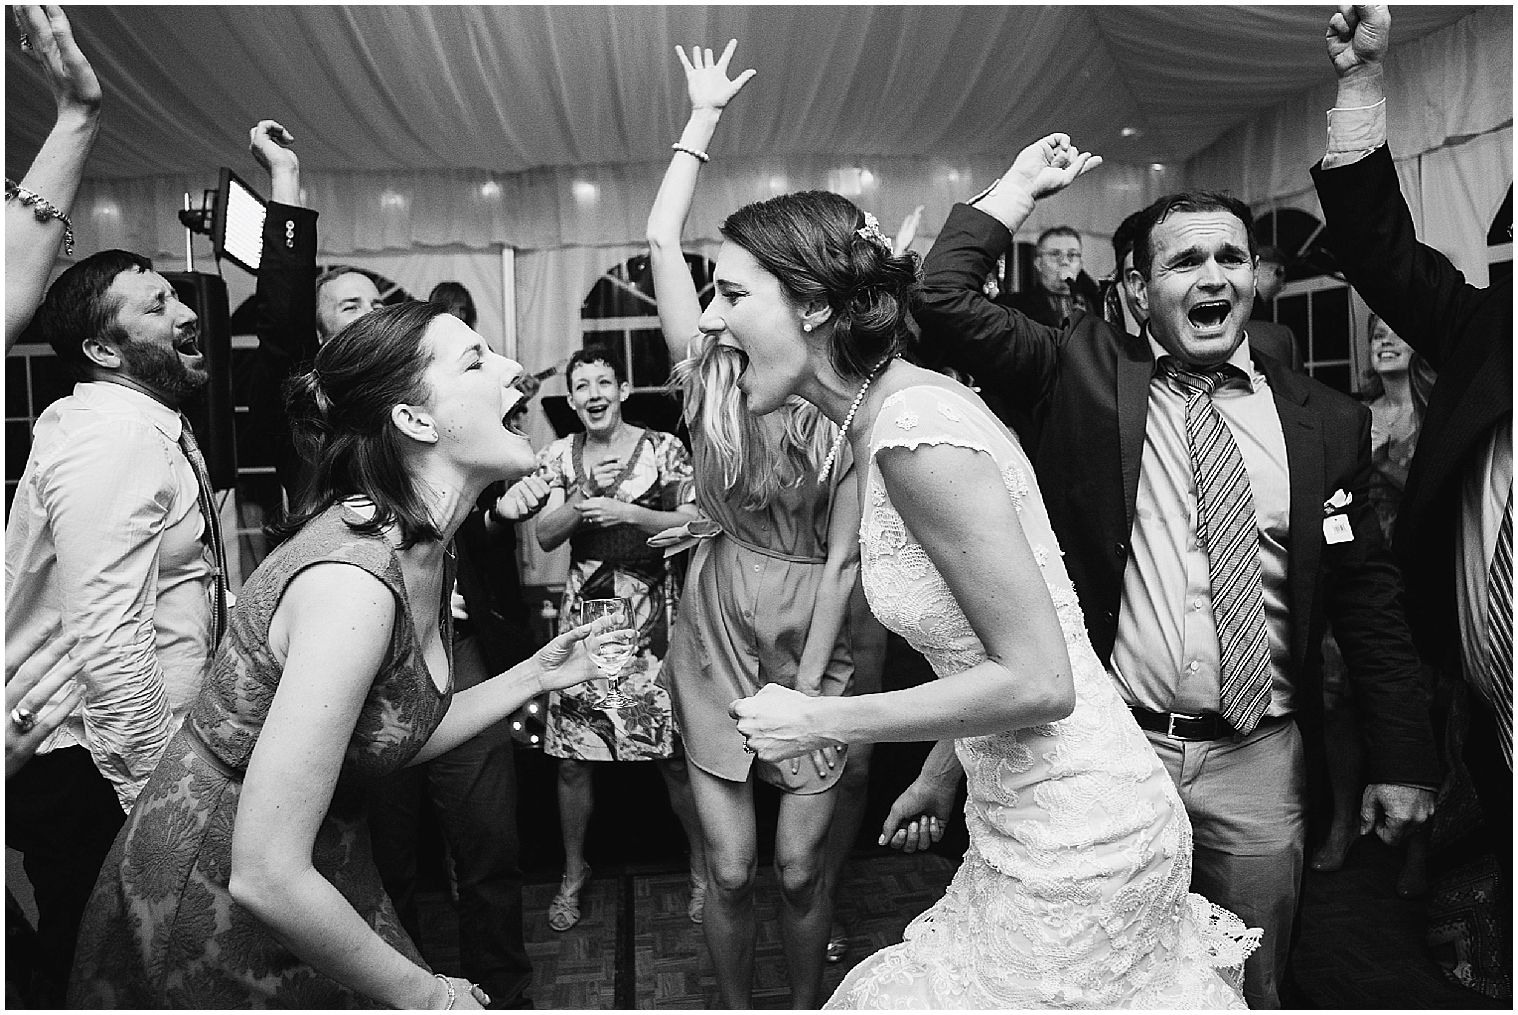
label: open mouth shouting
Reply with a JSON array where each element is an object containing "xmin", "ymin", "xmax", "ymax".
[
  {"xmin": 173, "ymin": 327, "xmax": 203, "ymax": 358},
  {"xmin": 501, "ymin": 387, "xmax": 529, "ymax": 437},
  {"xmin": 1187, "ymin": 300, "xmax": 1233, "ymax": 337}
]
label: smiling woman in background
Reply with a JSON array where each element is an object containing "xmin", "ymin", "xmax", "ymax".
[
  {"xmin": 505, "ymin": 343, "xmax": 706, "ymax": 933},
  {"xmin": 68, "ymin": 302, "xmax": 618, "ymax": 1009}
]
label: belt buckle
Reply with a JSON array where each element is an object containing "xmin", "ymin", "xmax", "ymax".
[{"xmin": 1166, "ymin": 711, "xmax": 1204, "ymax": 739}]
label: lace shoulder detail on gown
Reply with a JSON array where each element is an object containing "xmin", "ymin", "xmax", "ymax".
[{"xmin": 861, "ymin": 385, "xmax": 1045, "ymax": 678}]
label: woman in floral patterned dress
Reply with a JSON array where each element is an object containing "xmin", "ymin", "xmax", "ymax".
[
  {"xmin": 517, "ymin": 344, "xmax": 706, "ymax": 931},
  {"xmin": 67, "ymin": 303, "xmax": 618, "ymax": 1008}
]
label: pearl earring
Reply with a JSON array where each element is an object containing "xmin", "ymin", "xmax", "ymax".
[{"xmin": 803, "ymin": 322, "xmax": 813, "ymax": 332}]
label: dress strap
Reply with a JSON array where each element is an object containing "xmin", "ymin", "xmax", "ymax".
[{"xmin": 574, "ymin": 427, "xmax": 652, "ymax": 497}]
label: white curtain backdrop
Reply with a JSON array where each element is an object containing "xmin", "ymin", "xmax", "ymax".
[{"xmin": 1189, "ymin": 5, "xmax": 1512, "ymax": 207}]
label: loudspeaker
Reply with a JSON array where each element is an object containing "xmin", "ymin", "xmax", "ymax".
[{"xmin": 164, "ymin": 271, "xmax": 237, "ymax": 490}]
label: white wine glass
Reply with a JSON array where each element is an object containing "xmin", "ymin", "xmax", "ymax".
[{"xmin": 579, "ymin": 597, "xmax": 635, "ymax": 710}]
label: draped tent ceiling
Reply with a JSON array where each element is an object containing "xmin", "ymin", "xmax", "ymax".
[
  {"xmin": 5, "ymin": 5, "xmax": 1483, "ymax": 182},
  {"xmin": 3, "ymin": 5, "xmax": 1505, "ymax": 588}
]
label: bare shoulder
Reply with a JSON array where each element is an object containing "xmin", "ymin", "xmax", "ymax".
[{"xmin": 269, "ymin": 560, "xmax": 397, "ymax": 662}]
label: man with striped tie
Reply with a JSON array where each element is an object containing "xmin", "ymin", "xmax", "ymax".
[
  {"xmin": 5, "ymin": 249, "xmax": 224, "ymax": 1006},
  {"xmin": 1313, "ymin": 3, "xmax": 1512, "ymax": 978},
  {"xmin": 918, "ymin": 142, "xmax": 1438, "ymax": 1007}
]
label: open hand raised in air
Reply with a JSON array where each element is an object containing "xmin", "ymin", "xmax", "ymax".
[
  {"xmin": 14, "ymin": 5, "xmax": 100, "ymax": 118},
  {"xmin": 676, "ymin": 38, "xmax": 756, "ymax": 111},
  {"xmin": 1004, "ymin": 133, "xmax": 1103, "ymax": 201}
]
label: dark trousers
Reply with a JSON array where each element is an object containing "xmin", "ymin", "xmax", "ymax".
[
  {"xmin": 369, "ymin": 638, "xmax": 532, "ymax": 1008},
  {"xmin": 5, "ymin": 746, "xmax": 125, "ymax": 1008},
  {"xmin": 1464, "ymin": 703, "xmax": 1513, "ymax": 932}
]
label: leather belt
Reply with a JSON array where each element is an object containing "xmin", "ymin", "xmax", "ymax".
[{"xmin": 1130, "ymin": 707, "xmax": 1231, "ymax": 742}]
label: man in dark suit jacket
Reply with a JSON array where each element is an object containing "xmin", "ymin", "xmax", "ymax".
[
  {"xmin": 916, "ymin": 134, "xmax": 1438, "ymax": 1008},
  {"xmin": 247, "ymin": 120, "xmax": 386, "ymax": 502},
  {"xmin": 1005, "ymin": 225, "xmax": 1104, "ymax": 330},
  {"xmin": 1312, "ymin": 2, "xmax": 1512, "ymax": 953}
]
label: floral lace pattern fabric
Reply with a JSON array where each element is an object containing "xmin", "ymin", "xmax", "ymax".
[
  {"xmin": 69, "ymin": 506, "xmax": 445, "ymax": 1008},
  {"xmin": 830, "ymin": 385, "xmax": 1257, "ymax": 1010}
]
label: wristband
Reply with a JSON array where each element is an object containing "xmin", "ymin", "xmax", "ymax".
[
  {"xmin": 671, "ymin": 143, "xmax": 710, "ymax": 163},
  {"xmin": 434, "ymin": 973, "xmax": 456, "ymax": 1010},
  {"xmin": 6, "ymin": 179, "xmax": 75, "ymax": 255}
]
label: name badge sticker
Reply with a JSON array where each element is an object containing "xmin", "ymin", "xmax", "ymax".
[{"xmin": 1323, "ymin": 514, "xmax": 1354, "ymax": 544}]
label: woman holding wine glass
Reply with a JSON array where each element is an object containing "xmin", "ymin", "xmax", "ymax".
[
  {"xmin": 514, "ymin": 344, "xmax": 707, "ymax": 931},
  {"xmin": 69, "ymin": 302, "xmax": 627, "ymax": 1008}
]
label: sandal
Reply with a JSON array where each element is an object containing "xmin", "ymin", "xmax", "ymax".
[
  {"xmin": 548, "ymin": 865, "xmax": 591, "ymax": 932},
  {"xmin": 687, "ymin": 870, "xmax": 708, "ymax": 925},
  {"xmin": 826, "ymin": 922, "xmax": 849, "ymax": 964}
]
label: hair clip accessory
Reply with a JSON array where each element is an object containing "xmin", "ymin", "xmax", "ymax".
[{"xmin": 855, "ymin": 211, "xmax": 892, "ymax": 255}]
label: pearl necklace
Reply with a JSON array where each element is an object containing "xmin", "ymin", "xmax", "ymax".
[{"xmin": 818, "ymin": 355, "xmax": 894, "ymax": 484}]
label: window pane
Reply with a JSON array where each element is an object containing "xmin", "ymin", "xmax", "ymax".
[
  {"xmin": 1310, "ymin": 288, "xmax": 1350, "ymax": 362},
  {"xmin": 1311, "ymin": 362, "xmax": 1352, "ymax": 395},
  {"xmin": 1277, "ymin": 294, "xmax": 1309, "ymax": 355},
  {"xmin": 7, "ymin": 356, "xmax": 28, "ymax": 415},
  {"xmin": 628, "ymin": 327, "xmax": 671, "ymax": 389},
  {"xmin": 30, "ymin": 355, "xmax": 72, "ymax": 415},
  {"xmin": 7, "ymin": 419, "xmax": 33, "ymax": 483}
]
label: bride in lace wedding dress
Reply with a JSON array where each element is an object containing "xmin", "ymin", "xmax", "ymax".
[{"xmin": 707, "ymin": 139, "xmax": 1259, "ymax": 1009}]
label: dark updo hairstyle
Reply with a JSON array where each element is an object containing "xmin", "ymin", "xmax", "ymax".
[
  {"xmin": 718, "ymin": 191, "xmax": 920, "ymax": 381},
  {"xmin": 277, "ymin": 300, "xmax": 449, "ymax": 548}
]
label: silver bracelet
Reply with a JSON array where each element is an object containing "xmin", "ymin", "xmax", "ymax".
[
  {"xmin": 5, "ymin": 178, "xmax": 75, "ymax": 256},
  {"xmin": 433, "ymin": 973, "xmax": 456, "ymax": 1010},
  {"xmin": 671, "ymin": 142, "xmax": 710, "ymax": 163}
]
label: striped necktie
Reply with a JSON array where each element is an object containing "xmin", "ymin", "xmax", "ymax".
[
  {"xmin": 1479, "ymin": 487, "xmax": 1513, "ymax": 769},
  {"xmin": 178, "ymin": 414, "xmax": 229, "ymax": 647},
  {"xmin": 1163, "ymin": 358, "xmax": 1273, "ymax": 735}
]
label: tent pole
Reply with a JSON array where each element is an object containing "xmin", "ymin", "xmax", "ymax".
[{"xmin": 500, "ymin": 244, "xmax": 517, "ymax": 361}]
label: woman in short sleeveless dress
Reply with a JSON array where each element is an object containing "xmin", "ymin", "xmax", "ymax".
[
  {"xmin": 69, "ymin": 303, "xmax": 610, "ymax": 1009},
  {"xmin": 643, "ymin": 42, "xmax": 860, "ymax": 1008}
]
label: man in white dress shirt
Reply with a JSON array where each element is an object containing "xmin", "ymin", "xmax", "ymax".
[{"xmin": 5, "ymin": 249, "xmax": 221, "ymax": 1006}]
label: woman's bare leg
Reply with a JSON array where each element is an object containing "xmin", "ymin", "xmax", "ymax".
[{"xmin": 688, "ymin": 763, "xmax": 759, "ymax": 1008}]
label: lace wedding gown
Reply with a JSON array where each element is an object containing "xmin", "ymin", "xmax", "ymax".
[{"xmin": 825, "ymin": 385, "xmax": 1259, "ymax": 1010}]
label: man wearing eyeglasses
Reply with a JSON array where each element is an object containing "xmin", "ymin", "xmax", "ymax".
[{"xmin": 1008, "ymin": 225, "xmax": 1103, "ymax": 329}]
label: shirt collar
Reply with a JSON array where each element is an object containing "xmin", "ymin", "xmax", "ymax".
[
  {"xmin": 74, "ymin": 380, "xmax": 183, "ymax": 440},
  {"xmin": 1143, "ymin": 327, "xmax": 1263, "ymax": 393}
]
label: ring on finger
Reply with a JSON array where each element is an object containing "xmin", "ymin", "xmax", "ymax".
[
  {"xmin": 470, "ymin": 984, "xmax": 490, "ymax": 1005},
  {"xmin": 10, "ymin": 705, "xmax": 37, "ymax": 734}
]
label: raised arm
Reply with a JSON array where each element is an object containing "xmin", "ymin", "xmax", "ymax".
[
  {"xmin": 249, "ymin": 120, "xmax": 316, "ymax": 363},
  {"xmin": 647, "ymin": 40, "xmax": 755, "ymax": 354},
  {"xmin": 916, "ymin": 135, "xmax": 1100, "ymax": 404},
  {"xmin": 1310, "ymin": 5, "xmax": 1493, "ymax": 370},
  {"xmin": 6, "ymin": 5, "xmax": 101, "ymax": 351}
]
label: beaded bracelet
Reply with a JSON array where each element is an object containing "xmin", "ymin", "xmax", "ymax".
[
  {"xmin": 433, "ymin": 973, "xmax": 456, "ymax": 1010},
  {"xmin": 671, "ymin": 142, "xmax": 710, "ymax": 164},
  {"xmin": 5, "ymin": 178, "xmax": 75, "ymax": 255}
]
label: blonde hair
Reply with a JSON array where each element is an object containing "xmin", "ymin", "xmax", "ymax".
[{"xmin": 671, "ymin": 332, "xmax": 835, "ymax": 511}]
